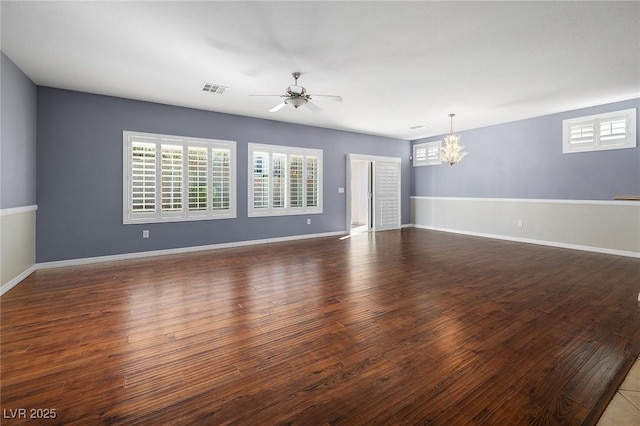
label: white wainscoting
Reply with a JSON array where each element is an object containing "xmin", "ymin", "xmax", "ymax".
[
  {"xmin": 1, "ymin": 205, "xmax": 37, "ymax": 295},
  {"xmin": 411, "ymin": 197, "xmax": 640, "ymax": 258}
]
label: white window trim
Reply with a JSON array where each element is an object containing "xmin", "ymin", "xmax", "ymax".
[
  {"xmin": 562, "ymin": 108, "xmax": 636, "ymax": 154},
  {"xmin": 413, "ymin": 140, "xmax": 443, "ymax": 166},
  {"xmin": 248, "ymin": 143, "xmax": 323, "ymax": 217},
  {"xmin": 123, "ymin": 131, "xmax": 236, "ymax": 224}
]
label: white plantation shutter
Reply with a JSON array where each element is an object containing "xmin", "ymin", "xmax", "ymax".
[
  {"xmin": 131, "ymin": 142, "xmax": 157, "ymax": 215},
  {"xmin": 426, "ymin": 143, "xmax": 441, "ymax": 163},
  {"xmin": 161, "ymin": 145, "xmax": 183, "ymax": 213},
  {"xmin": 272, "ymin": 153, "xmax": 286, "ymax": 209},
  {"xmin": 306, "ymin": 156, "xmax": 319, "ymax": 208},
  {"xmin": 413, "ymin": 141, "xmax": 442, "ymax": 166},
  {"xmin": 290, "ymin": 155, "xmax": 304, "ymax": 208},
  {"xmin": 563, "ymin": 108, "xmax": 636, "ymax": 153},
  {"xmin": 124, "ymin": 131, "xmax": 236, "ymax": 224},
  {"xmin": 248, "ymin": 144, "xmax": 322, "ymax": 216},
  {"xmin": 188, "ymin": 147, "xmax": 208, "ymax": 211},
  {"xmin": 212, "ymin": 149, "xmax": 231, "ymax": 211},
  {"xmin": 415, "ymin": 145, "xmax": 427, "ymax": 163},
  {"xmin": 599, "ymin": 116, "xmax": 626, "ymax": 145},
  {"xmin": 252, "ymin": 151, "xmax": 270, "ymax": 211},
  {"xmin": 567, "ymin": 121, "xmax": 595, "ymax": 148}
]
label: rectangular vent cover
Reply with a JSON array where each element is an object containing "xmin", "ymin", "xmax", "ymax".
[{"xmin": 202, "ymin": 83, "xmax": 228, "ymax": 94}]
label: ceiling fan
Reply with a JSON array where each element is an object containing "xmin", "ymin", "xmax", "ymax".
[{"xmin": 251, "ymin": 72, "xmax": 343, "ymax": 112}]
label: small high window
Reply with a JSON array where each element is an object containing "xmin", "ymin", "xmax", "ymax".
[
  {"xmin": 563, "ymin": 108, "xmax": 636, "ymax": 154},
  {"xmin": 413, "ymin": 141, "xmax": 442, "ymax": 166}
]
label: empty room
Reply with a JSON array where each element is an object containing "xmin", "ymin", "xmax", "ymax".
[{"xmin": 1, "ymin": 1, "xmax": 639, "ymax": 425}]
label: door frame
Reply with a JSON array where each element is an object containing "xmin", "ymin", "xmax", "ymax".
[{"xmin": 346, "ymin": 153, "xmax": 402, "ymax": 234}]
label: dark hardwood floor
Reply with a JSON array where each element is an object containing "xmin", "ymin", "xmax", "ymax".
[{"xmin": 2, "ymin": 228, "xmax": 639, "ymax": 425}]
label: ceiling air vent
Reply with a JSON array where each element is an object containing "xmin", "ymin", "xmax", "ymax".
[{"xmin": 202, "ymin": 83, "xmax": 228, "ymax": 94}]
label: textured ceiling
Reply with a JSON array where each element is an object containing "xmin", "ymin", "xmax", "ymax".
[{"xmin": 2, "ymin": 1, "xmax": 639, "ymax": 140}]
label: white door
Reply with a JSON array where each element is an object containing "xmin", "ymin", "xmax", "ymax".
[{"xmin": 372, "ymin": 161, "xmax": 401, "ymax": 231}]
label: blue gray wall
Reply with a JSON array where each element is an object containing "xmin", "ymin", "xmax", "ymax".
[
  {"xmin": 17, "ymin": 69, "xmax": 640, "ymax": 264},
  {"xmin": 36, "ymin": 87, "xmax": 410, "ymax": 262},
  {"xmin": 411, "ymin": 98, "xmax": 640, "ymax": 200},
  {"xmin": 1, "ymin": 52, "xmax": 37, "ymax": 208}
]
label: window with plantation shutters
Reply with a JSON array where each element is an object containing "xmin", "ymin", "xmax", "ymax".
[
  {"xmin": 248, "ymin": 143, "xmax": 323, "ymax": 217},
  {"xmin": 124, "ymin": 131, "xmax": 236, "ymax": 224},
  {"xmin": 413, "ymin": 141, "xmax": 442, "ymax": 166},
  {"xmin": 563, "ymin": 108, "xmax": 636, "ymax": 153}
]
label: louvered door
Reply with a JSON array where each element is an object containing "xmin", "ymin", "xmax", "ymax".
[{"xmin": 372, "ymin": 161, "xmax": 401, "ymax": 231}]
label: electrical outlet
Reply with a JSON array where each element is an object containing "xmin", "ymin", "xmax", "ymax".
[
  {"xmin": 517, "ymin": 220, "xmax": 523, "ymax": 228},
  {"xmin": 307, "ymin": 218, "xmax": 311, "ymax": 225},
  {"xmin": 142, "ymin": 230, "xmax": 149, "ymax": 238}
]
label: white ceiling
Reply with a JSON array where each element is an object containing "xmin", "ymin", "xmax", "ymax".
[{"xmin": 2, "ymin": 1, "xmax": 639, "ymax": 140}]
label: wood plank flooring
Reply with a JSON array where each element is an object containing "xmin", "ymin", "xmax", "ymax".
[{"xmin": 2, "ymin": 228, "xmax": 639, "ymax": 425}]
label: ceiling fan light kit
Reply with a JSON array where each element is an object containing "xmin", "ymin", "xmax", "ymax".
[{"xmin": 285, "ymin": 96, "xmax": 307, "ymax": 108}]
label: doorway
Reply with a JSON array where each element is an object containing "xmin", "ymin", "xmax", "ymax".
[
  {"xmin": 347, "ymin": 154, "xmax": 401, "ymax": 234},
  {"xmin": 350, "ymin": 159, "xmax": 371, "ymax": 234}
]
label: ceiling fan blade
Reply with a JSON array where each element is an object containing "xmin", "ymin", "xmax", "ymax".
[
  {"xmin": 308, "ymin": 94, "xmax": 343, "ymax": 102},
  {"xmin": 269, "ymin": 102, "xmax": 287, "ymax": 112},
  {"xmin": 306, "ymin": 101, "xmax": 322, "ymax": 112},
  {"xmin": 249, "ymin": 94, "xmax": 285, "ymax": 97}
]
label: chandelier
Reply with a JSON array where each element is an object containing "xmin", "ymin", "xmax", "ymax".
[{"xmin": 440, "ymin": 113, "xmax": 467, "ymax": 165}]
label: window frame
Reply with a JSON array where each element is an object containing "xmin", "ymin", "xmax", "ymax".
[
  {"xmin": 248, "ymin": 143, "xmax": 323, "ymax": 217},
  {"xmin": 562, "ymin": 108, "xmax": 636, "ymax": 154},
  {"xmin": 123, "ymin": 131, "xmax": 236, "ymax": 224},
  {"xmin": 413, "ymin": 141, "xmax": 442, "ymax": 166}
]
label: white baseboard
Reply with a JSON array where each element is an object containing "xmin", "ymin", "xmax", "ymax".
[
  {"xmin": 36, "ymin": 230, "xmax": 347, "ymax": 270},
  {"xmin": 5, "ymin": 225, "xmax": 636, "ymax": 297},
  {"xmin": 1, "ymin": 264, "xmax": 37, "ymax": 296},
  {"xmin": 412, "ymin": 224, "xmax": 640, "ymax": 258},
  {"xmin": 410, "ymin": 196, "xmax": 640, "ymax": 207},
  {"xmin": 2, "ymin": 230, "xmax": 347, "ymax": 295}
]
